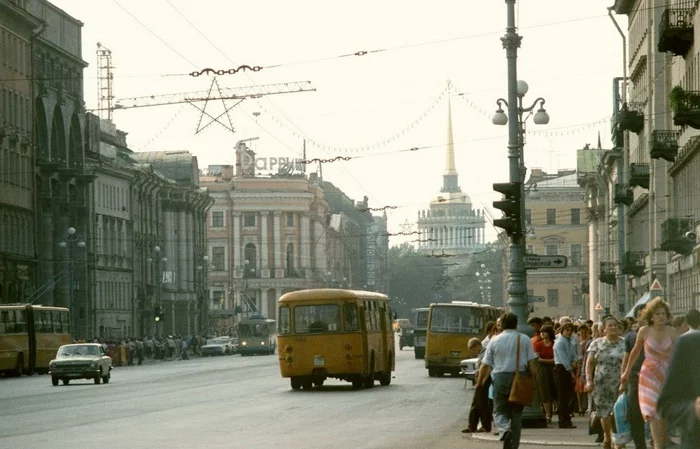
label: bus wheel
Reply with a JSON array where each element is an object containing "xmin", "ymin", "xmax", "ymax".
[
  {"xmin": 436, "ymin": 370, "xmax": 445, "ymax": 378},
  {"xmin": 62, "ymin": 378, "xmax": 70, "ymax": 385},
  {"xmin": 363, "ymin": 357, "xmax": 375, "ymax": 389},
  {"xmin": 351, "ymin": 380, "xmax": 363, "ymax": 390},
  {"xmin": 379, "ymin": 371, "xmax": 391, "ymax": 386},
  {"xmin": 13, "ymin": 354, "xmax": 24, "ymax": 377},
  {"xmin": 51, "ymin": 376, "xmax": 59, "ymax": 386},
  {"xmin": 313, "ymin": 379, "xmax": 324, "ymax": 387},
  {"xmin": 301, "ymin": 378, "xmax": 313, "ymax": 390},
  {"xmin": 428, "ymin": 367, "xmax": 436, "ymax": 377},
  {"xmin": 290, "ymin": 377, "xmax": 302, "ymax": 390}
]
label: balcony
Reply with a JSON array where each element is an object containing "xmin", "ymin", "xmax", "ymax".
[
  {"xmin": 650, "ymin": 130, "xmax": 680, "ymax": 162},
  {"xmin": 599, "ymin": 262, "xmax": 617, "ymax": 286},
  {"xmin": 629, "ymin": 163, "xmax": 650, "ymax": 189},
  {"xmin": 658, "ymin": 8, "xmax": 694, "ymax": 57},
  {"xmin": 671, "ymin": 87, "xmax": 700, "ymax": 129},
  {"xmin": 621, "ymin": 251, "xmax": 646, "ymax": 277},
  {"xmin": 660, "ymin": 217, "xmax": 696, "ymax": 255},
  {"xmin": 616, "ymin": 103, "xmax": 644, "ymax": 134},
  {"xmin": 614, "ymin": 184, "xmax": 633, "ymax": 206}
]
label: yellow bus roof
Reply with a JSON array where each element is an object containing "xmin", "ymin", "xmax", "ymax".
[{"xmin": 279, "ymin": 288, "xmax": 389, "ymax": 304}]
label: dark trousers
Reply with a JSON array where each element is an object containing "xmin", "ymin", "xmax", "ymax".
[
  {"xmin": 628, "ymin": 377, "xmax": 647, "ymax": 449},
  {"xmin": 468, "ymin": 377, "xmax": 492, "ymax": 431},
  {"xmin": 554, "ymin": 364, "xmax": 574, "ymax": 427}
]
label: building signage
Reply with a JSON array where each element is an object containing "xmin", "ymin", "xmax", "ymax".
[
  {"xmin": 366, "ymin": 224, "xmax": 376, "ymax": 287},
  {"xmin": 241, "ymin": 152, "xmax": 305, "ymax": 173}
]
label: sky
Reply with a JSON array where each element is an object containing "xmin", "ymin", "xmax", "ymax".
[{"xmin": 50, "ymin": 0, "xmax": 627, "ymax": 244}]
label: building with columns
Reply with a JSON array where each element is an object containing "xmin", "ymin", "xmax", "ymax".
[{"xmin": 417, "ymin": 99, "xmax": 486, "ymax": 256}]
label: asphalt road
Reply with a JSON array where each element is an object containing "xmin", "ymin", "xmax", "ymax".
[{"xmin": 1, "ymin": 343, "xmax": 507, "ymax": 449}]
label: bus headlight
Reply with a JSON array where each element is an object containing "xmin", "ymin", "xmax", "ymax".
[
  {"xmin": 261, "ymin": 341, "xmax": 265, "ymax": 345},
  {"xmin": 344, "ymin": 343, "xmax": 352, "ymax": 350},
  {"xmin": 241, "ymin": 341, "xmax": 247, "ymax": 346},
  {"xmin": 285, "ymin": 355, "xmax": 293, "ymax": 362},
  {"xmin": 285, "ymin": 345, "xmax": 293, "ymax": 353}
]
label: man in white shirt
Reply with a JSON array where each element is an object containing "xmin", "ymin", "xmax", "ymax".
[{"xmin": 478, "ymin": 313, "xmax": 537, "ymax": 449}]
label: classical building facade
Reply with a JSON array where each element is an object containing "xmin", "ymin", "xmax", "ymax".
[
  {"xmin": 417, "ymin": 100, "xmax": 486, "ymax": 256},
  {"xmin": 592, "ymin": 1, "xmax": 700, "ymax": 316},
  {"xmin": 0, "ymin": 0, "xmax": 40, "ymax": 303},
  {"xmin": 524, "ymin": 169, "xmax": 589, "ymax": 319}
]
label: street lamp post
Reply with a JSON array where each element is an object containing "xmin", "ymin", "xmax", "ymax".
[
  {"xmin": 59, "ymin": 227, "xmax": 85, "ymax": 341},
  {"xmin": 491, "ymin": 0, "xmax": 549, "ymax": 336},
  {"xmin": 147, "ymin": 246, "xmax": 167, "ymax": 336}
]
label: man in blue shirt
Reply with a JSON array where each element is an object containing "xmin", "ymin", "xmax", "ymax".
[
  {"xmin": 553, "ymin": 322, "xmax": 577, "ymax": 429},
  {"xmin": 478, "ymin": 313, "xmax": 537, "ymax": 449}
]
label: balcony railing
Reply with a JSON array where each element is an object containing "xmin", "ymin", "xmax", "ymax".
[
  {"xmin": 672, "ymin": 90, "xmax": 700, "ymax": 129},
  {"xmin": 614, "ymin": 184, "xmax": 633, "ymax": 206},
  {"xmin": 658, "ymin": 8, "xmax": 694, "ymax": 57},
  {"xmin": 599, "ymin": 262, "xmax": 617, "ymax": 286},
  {"xmin": 629, "ymin": 163, "xmax": 650, "ymax": 189},
  {"xmin": 621, "ymin": 251, "xmax": 646, "ymax": 277},
  {"xmin": 616, "ymin": 103, "xmax": 645, "ymax": 134},
  {"xmin": 660, "ymin": 217, "xmax": 696, "ymax": 255},
  {"xmin": 650, "ymin": 130, "xmax": 680, "ymax": 162}
]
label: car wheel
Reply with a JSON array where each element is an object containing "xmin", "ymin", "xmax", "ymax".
[
  {"xmin": 94, "ymin": 369, "xmax": 102, "ymax": 384},
  {"xmin": 51, "ymin": 376, "xmax": 59, "ymax": 386},
  {"xmin": 62, "ymin": 378, "xmax": 70, "ymax": 385},
  {"xmin": 102, "ymin": 372, "xmax": 110, "ymax": 384}
]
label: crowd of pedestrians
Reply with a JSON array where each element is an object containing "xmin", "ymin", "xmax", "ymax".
[
  {"xmin": 76, "ymin": 334, "xmax": 213, "ymax": 366},
  {"xmin": 462, "ymin": 299, "xmax": 700, "ymax": 449}
]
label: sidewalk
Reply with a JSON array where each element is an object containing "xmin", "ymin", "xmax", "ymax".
[{"xmin": 470, "ymin": 414, "xmax": 600, "ymax": 447}]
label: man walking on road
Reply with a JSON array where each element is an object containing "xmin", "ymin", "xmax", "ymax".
[
  {"xmin": 553, "ymin": 322, "xmax": 578, "ymax": 429},
  {"xmin": 478, "ymin": 313, "xmax": 537, "ymax": 449}
]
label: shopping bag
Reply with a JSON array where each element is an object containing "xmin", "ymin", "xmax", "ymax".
[{"xmin": 612, "ymin": 392, "xmax": 632, "ymax": 445}]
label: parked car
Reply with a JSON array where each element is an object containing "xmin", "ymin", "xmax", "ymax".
[
  {"xmin": 460, "ymin": 358, "xmax": 478, "ymax": 386},
  {"xmin": 49, "ymin": 343, "xmax": 112, "ymax": 386},
  {"xmin": 201, "ymin": 337, "xmax": 233, "ymax": 356},
  {"xmin": 399, "ymin": 328, "xmax": 415, "ymax": 350}
]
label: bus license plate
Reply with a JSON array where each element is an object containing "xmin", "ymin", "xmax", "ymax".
[{"xmin": 314, "ymin": 356, "xmax": 325, "ymax": 366}]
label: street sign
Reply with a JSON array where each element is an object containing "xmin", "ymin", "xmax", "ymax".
[
  {"xmin": 528, "ymin": 296, "xmax": 545, "ymax": 303},
  {"xmin": 595, "ymin": 303, "xmax": 603, "ymax": 311},
  {"xmin": 524, "ymin": 255, "xmax": 568, "ymax": 270},
  {"xmin": 650, "ymin": 279, "xmax": 663, "ymax": 291}
]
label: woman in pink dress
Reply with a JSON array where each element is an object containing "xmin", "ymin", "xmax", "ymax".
[{"xmin": 621, "ymin": 297, "xmax": 677, "ymax": 449}]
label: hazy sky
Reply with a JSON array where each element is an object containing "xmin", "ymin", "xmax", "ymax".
[{"xmin": 51, "ymin": 0, "xmax": 626, "ymax": 243}]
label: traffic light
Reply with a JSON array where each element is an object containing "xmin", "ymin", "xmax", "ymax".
[
  {"xmin": 492, "ymin": 182, "xmax": 522, "ymax": 237},
  {"xmin": 154, "ymin": 306, "xmax": 163, "ymax": 322}
]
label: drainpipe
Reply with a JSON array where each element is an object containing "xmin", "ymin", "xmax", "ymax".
[{"xmin": 609, "ymin": 7, "xmax": 628, "ymax": 316}]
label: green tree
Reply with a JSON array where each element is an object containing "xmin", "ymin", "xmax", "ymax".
[
  {"xmin": 443, "ymin": 242, "xmax": 505, "ymax": 306},
  {"xmin": 388, "ymin": 243, "xmax": 447, "ymax": 318}
]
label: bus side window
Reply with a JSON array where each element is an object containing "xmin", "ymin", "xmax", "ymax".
[
  {"xmin": 16, "ymin": 310, "xmax": 27, "ymax": 333},
  {"xmin": 0, "ymin": 311, "xmax": 6, "ymax": 334},
  {"xmin": 344, "ymin": 303, "xmax": 359, "ymax": 331},
  {"xmin": 278, "ymin": 307, "xmax": 291, "ymax": 335}
]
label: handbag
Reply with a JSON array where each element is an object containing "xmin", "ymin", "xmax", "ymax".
[{"xmin": 508, "ymin": 334, "xmax": 535, "ymax": 406}]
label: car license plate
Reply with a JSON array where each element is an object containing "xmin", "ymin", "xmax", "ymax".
[{"xmin": 314, "ymin": 356, "xmax": 325, "ymax": 366}]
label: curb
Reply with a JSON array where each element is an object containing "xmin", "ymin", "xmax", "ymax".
[{"xmin": 470, "ymin": 433, "xmax": 600, "ymax": 447}]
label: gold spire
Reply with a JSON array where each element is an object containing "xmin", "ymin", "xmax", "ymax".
[{"xmin": 444, "ymin": 95, "xmax": 457, "ymax": 176}]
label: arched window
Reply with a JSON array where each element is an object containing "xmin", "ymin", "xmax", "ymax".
[{"xmin": 286, "ymin": 243, "xmax": 295, "ymax": 277}]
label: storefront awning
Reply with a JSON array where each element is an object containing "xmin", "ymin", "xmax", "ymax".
[{"xmin": 625, "ymin": 291, "xmax": 652, "ymax": 319}]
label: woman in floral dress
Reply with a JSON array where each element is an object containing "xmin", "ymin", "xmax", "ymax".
[{"xmin": 585, "ymin": 316, "xmax": 626, "ymax": 449}]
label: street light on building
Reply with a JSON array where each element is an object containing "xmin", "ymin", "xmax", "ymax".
[
  {"xmin": 58, "ymin": 226, "xmax": 85, "ymax": 341},
  {"xmin": 147, "ymin": 245, "xmax": 167, "ymax": 336}
]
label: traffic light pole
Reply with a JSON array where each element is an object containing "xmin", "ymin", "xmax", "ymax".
[{"xmin": 502, "ymin": 0, "xmax": 529, "ymax": 336}]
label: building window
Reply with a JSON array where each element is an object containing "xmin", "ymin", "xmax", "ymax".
[
  {"xmin": 211, "ymin": 246, "xmax": 225, "ymax": 271},
  {"xmin": 212, "ymin": 211, "xmax": 224, "ymax": 228},
  {"xmin": 546, "ymin": 209, "xmax": 556, "ymax": 225},
  {"xmin": 572, "ymin": 289, "xmax": 583, "ymax": 306},
  {"xmin": 286, "ymin": 212, "xmax": 294, "ymax": 227},
  {"xmin": 211, "ymin": 291, "xmax": 224, "ymax": 309},
  {"xmin": 545, "ymin": 244, "xmax": 558, "ymax": 256},
  {"xmin": 525, "ymin": 209, "xmax": 532, "ymax": 225},
  {"xmin": 243, "ymin": 212, "xmax": 256, "ymax": 227},
  {"xmin": 570, "ymin": 244, "xmax": 583, "ymax": 267},
  {"xmin": 286, "ymin": 243, "xmax": 296, "ymax": 276},
  {"xmin": 547, "ymin": 289, "xmax": 559, "ymax": 307},
  {"xmin": 526, "ymin": 244, "xmax": 534, "ymax": 255},
  {"xmin": 571, "ymin": 208, "xmax": 581, "ymax": 225}
]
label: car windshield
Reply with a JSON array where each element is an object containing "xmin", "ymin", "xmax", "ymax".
[{"xmin": 58, "ymin": 345, "xmax": 99, "ymax": 357}]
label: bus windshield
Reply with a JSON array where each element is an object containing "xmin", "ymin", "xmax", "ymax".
[
  {"xmin": 415, "ymin": 310, "xmax": 428, "ymax": 328},
  {"xmin": 294, "ymin": 304, "xmax": 340, "ymax": 333},
  {"xmin": 429, "ymin": 306, "xmax": 482, "ymax": 334},
  {"xmin": 238, "ymin": 323, "xmax": 269, "ymax": 337}
]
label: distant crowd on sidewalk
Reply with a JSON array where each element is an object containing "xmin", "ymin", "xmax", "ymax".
[{"xmin": 463, "ymin": 301, "xmax": 700, "ymax": 449}]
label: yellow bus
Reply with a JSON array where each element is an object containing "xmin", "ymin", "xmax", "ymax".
[
  {"xmin": 425, "ymin": 301, "xmax": 501, "ymax": 377},
  {"xmin": 237, "ymin": 314, "xmax": 277, "ymax": 356},
  {"xmin": 277, "ymin": 289, "xmax": 395, "ymax": 390},
  {"xmin": 0, "ymin": 304, "xmax": 71, "ymax": 376}
]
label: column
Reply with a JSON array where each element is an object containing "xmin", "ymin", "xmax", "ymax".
[
  {"xmin": 300, "ymin": 215, "xmax": 310, "ymax": 271},
  {"xmin": 260, "ymin": 288, "xmax": 268, "ymax": 317},
  {"xmin": 260, "ymin": 211, "xmax": 270, "ymax": 278},
  {"xmin": 273, "ymin": 212, "xmax": 284, "ymax": 278},
  {"xmin": 232, "ymin": 212, "xmax": 241, "ymax": 276}
]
